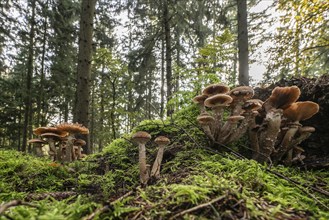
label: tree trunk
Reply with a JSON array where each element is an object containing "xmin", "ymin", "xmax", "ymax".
[
  {"xmin": 163, "ymin": 0, "xmax": 173, "ymax": 117},
  {"xmin": 36, "ymin": 15, "xmax": 47, "ymax": 127},
  {"xmin": 237, "ymin": 0, "xmax": 249, "ymax": 86},
  {"xmin": 74, "ymin": 0, "xmax": 97, "ymax": 154},
  {"xmin": 22, "ymin": 0, "xmax": 36, "ymax": 152},
  {"xmin": 160, "ymin": 33, "xmax": 165, "ymax": 119}
]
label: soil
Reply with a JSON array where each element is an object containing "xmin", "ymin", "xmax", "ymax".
[{"xmin": 254, "ymin": 75, "xmax": 329, "ymax": 167}]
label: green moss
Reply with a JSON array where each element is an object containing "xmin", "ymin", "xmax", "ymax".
[{"xmin": 1, "ymin": 105, "xmax": 328, "ymax": 219}]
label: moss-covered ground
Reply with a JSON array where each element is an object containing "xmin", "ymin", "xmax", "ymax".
[{"xmin": 1, "ymin": 106, "xmax": 329, "ymax": 219}]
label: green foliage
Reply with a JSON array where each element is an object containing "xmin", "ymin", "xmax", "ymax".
[
  {"xmin": 0, "ymin": 150, "xmax": 73, "ymax": 201},
  {"xmin": 0, "ymin": 196, "xmax": 99, "ymax": 220}
]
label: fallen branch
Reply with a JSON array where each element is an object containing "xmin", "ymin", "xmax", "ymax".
[
  {"xmin": 170, "ymin": 194, "xmax": 227, "ymax": 219},
  {"xmin": 26, "ymin": 191, "xmax": 77, "ymax": 201},
  {"xmin": 0, "ymin": 200, "xmax": 39, "ymax": 215}
]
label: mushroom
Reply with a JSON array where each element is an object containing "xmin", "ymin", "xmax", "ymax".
[
  {"xmin": 257, "ymin": 108, "xmax": 283, "ymax": 163},
  {"xmin": 192, "ymin": 94, "xmax": 208, "ymax": 113},
  {"xmin": 74, "ymin": 139, "xmax": 86, "ymax": 160},
  {"xmin": 56, "ymin": 123, "xmax": 89, "ymax": 162},
  {"xmin": 197, "ymin": 112, "xmax": 215, "ymax": 142},
  {"xmin": 132, "ymin": 131, "xmax": 152, "ymax": 186},
  {"xmin": 204, "ymin": 94, "xmax": 233, "ymax": 139},
  {"xmin": 219, "ymin": 115, "xmax": 245, "ymax": 143},
  {"xmin": 202, "ymin": 83, "xmax": 230, "ymax": 97},
  {"xmin": 257, "ymin": 86, "xmax": 301, "ymax": 163},
  {"xmin": 150, "ymin": 136, "xmax": 170, "ymax": 179},
  {"xmin": 273, "ymin": 101, "xmax": 319, "ymax": 162},
  {"xmin": 229, "ymin": 86, "xmax": 254, "ymax": 116},
  {"xmin": 40, "ymin": 133, "xmax": 63, "ymax": 161},
  {"xmin": 291, "ymin": 146, "xmax": 306, "ymax": 164},
  {"xmin": 28, "ymin": 139, "xmax": 46, "ymax": 157},
  {"xmin": 263, "ymin": 86, "xmax": 300, "ymax": 113},
  {"xmin": 224, "ymin": 99, "xmax": 262, "ymax": 144}
]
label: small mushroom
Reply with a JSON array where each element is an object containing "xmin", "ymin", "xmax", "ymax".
[
  {"xmin": 74, "ymin": 139, "xmax": 86, "ymax": 160},
  {"xmin": 192, "ymin": 94, "xmax": 208, "ymax": 113},
  {"xmin": 56, "ymin": 123, "xmax": 89, "ymax": 162},
  {"xmin": 204, "ymin": 94, "xmax": 233, "ymax": 139},
  {"xmin": 202, "ymin": 83, "xmax": 230, "ymax": 97},
  {"xmin": 219, "ymin": 115, "xmax": 245, "ymax": 143},
  {"xmin": 132, "ymin": 131, "xmax": 152, "ymax": 186},
  {"xmin": 273, "ymin": 101, "xmax": 319, "ymax": 162},
  {"xmin": 28, "ymin": 139, "xmax": 46, "ymax": 157},
  {"xmin": 197, "ymin": 112, "xmax": 215, "ymax": 142},
  {"xmin": 229, "ymin": 86, "xmax": 254, "ymax": 116},
  {"xmin": 150, "ymin": 136, "xmax": 170, "ymax": 178},
  {"xmin": 40, "ymin": 133, "xmax": 63, "ymax": 161}
]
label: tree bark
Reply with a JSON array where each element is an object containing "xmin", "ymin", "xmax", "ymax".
[
  {"xmin": 237, "ymin": 0, "xmax": 249, "ymax": 86},
  {"xmin": 163, "ymin": 0, "xmax": 173, "ymax": 117},
  {"xmin": 74, "ymin": 0, "xmax": 97, "ymax": 154},
  {"xmin": 22, "ymin": 0, "xmax": 36, "ymax": 152}
]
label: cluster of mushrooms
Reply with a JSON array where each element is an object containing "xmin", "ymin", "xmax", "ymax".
[
  {"xmin": 28, "ymin": 123, "xmax": 89, "ymax": 162},
  {"xmin": 193, "ymin": 84, "xmax": 319, "ymax": 165},
  {"xmin": 131, "ymin": 131, "xmax": 170, "ymax": 186}
]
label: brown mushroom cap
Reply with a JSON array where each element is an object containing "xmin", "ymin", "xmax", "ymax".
[
  {"xmin": 40, "ymin": 132, "xmax": 63, "ymax": 141},
  {"xmin": 197, "ymin": 112, "xmax": 215, "ymax": 125},
  {"xmin": 242, "ymin": 99, "xmax": 263, "ymax": 112},
  {"xmin": 192, "ymin": 94, "xmax": 208, "ymax": 104},
  {"xmin": 229, "ymin": 86, "xmax": 254, "ymax": 100},
  {"xmin": 227, "ymin": 115, "xmax": 245, "ymax": 123},
  {"xmin": 33, "ymin": 127, "xmax": 68, "ymax": 137},
  {"xmin": 132, "ymin": 131, "xmax": 151, "ymax": 144},
  {"xmin": 264, "ymin": 86, "xmax": 301, "ymax": 111},
  {"xmin": 154, "ymin": 136, "xmax": 170, "ymax": 145},
  {"xmin": 74, "ymin": 139, "xmax": 86, "ymax": 146},
  {"xmin": 56, "ymin": 123, "xmax": 89, "ymax": 135},
  {"xmin": 28, "ymin": 139, "xmax": 47, "ymax": 144},
  {"xmin": 204, "ymin": 94, "xmax": 233, "ymax": 108},
  {"xmin": 283, "ymin": 101, "xmax": 319, "ymax": 122},
  {"xmin": 202, "ymin": 84, "xmax": 230, "ymax": 96}
]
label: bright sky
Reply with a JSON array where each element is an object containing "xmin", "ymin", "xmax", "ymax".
[{"xmin": 250, "ymin": 0, "xmax": 278, "ymax": 84}]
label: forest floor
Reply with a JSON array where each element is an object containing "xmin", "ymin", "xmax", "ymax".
[{"xmin": 1, "ymin": 78, "xmax": 329, "ymax": 219}]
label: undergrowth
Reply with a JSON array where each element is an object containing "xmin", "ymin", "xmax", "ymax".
[{"xmin": 1, "ymin": 105, "xmax": 329, "ymax": 219}]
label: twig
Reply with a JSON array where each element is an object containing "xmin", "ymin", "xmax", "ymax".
[
  {"xmin": 26, "ymin": 191, "xmax": 77, "ymax": 201},
  {"xmin": 0, "ymin": 200, "xmax": 39, "ymax": 215},
  {"xmin": 169, "ymin": 194, "xmax": 227, "ymax": 219},
  {"xmin": 267, "ymin": 169, "xmax": 329, "ymax": 197},
  {"xmin": 83, "ymin": 205, "xmax": 110, "ymax": 220}
]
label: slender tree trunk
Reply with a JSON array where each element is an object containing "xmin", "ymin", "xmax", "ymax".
[
  {"xmin": 36, "ymin": 17, "xmax": 47, "ymax": 127},
  {"xmin": 22, "ymin": 0, "xmax": 36, "ymax": 152},
  {"xmin": 163, "ymin": 0, "xmax": 173, "ymax": 116},
  {"xmin": 99, "ymin": 66, "xmax": 105, "ymax": 151},
  {"xmin": 74, "ymin": 0, "xmax": 97, "ymax": 154},
  {"xmin": 160, "ymin": 32, "xmax": 165, "ymax": 119},
  {"xmin": 110, "ymin": 79, "xmax": 117, "ymax": 140},
  {"xmin": 237, "ymin": 0, "xmax": 249, "ymax": 86}
]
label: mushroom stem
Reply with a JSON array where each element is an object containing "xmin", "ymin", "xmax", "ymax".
[
  {"xmin": 150, "ymin": 144, "xmax": 165, "ymax": 178},
  {"xmin": 258, "ymin": 109, "xmax": 282, "ymax": 163},
  {"xmin": 213, "ymin": 107, "xmax": 224, "ymax": 139},
  {"xmin": 34, "ymin": 144, "xmax": 44, "ymax": 157},
  {"xmin": 138, "ymin": 143, "xmax": 149, "ymax": 185},
  {"xmin": 48, "ymin": 139, "xmax": 57, "ymax": 161},
  {"xmin": 202, "ymin": 125, "xmax": 215, "ymax": 142},
  {"xmin": 272, "ymin": 122, "xmax": 300, "ymax": 162},
  {"xmin": 63, "ymin": 135, "xmax": 75, "ymax": 163}
]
